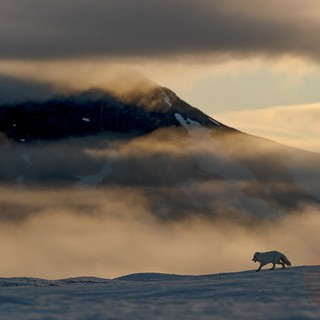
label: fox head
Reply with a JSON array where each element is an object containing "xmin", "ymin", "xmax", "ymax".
[{"xmin": 252, "ymin": 252, "xmax": 260, "ymax": 262}]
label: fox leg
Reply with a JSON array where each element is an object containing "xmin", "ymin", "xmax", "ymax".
[
  {"xmin": 280, "ymin": 262, "xmax": 285, "ymax": 269},
  {"xmin": 269, "ymin": 263, "xmax": 275, "ymax": 270},
  {"xmin": 256, "ymin": 264, "xmax": 262, "ymax": 272}
]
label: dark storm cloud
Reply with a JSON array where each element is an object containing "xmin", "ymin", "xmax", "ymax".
[{"xmin": 0, "ymin": 0, "xmax": 320, "ymax": 61}]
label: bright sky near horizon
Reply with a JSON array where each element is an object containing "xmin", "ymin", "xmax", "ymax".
[{"xmin": 0, "ymin": 0, "xmax": 319, "ymax": 152}]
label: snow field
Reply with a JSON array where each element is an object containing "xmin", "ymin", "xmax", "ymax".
[{"xmin": 0, "ymin": 266, "xmax": 319, "ymax": 319}]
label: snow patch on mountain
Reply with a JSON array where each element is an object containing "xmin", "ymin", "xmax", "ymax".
[
  {"xmin": 75, "ymin": 159, "xmax": 115, "ymax": 187},
  {"xmin": 21, "ymin": 154, "xmax": 32, "ymax": 165},
  {"xmin": 209, "ymin": 116, "xmax": 220, "ymax": 126},
  {"xmin": 174, "ymin": 113, "xmax": 202, "ymax": 129},
  {"xmin": 162, "ymin": 91, "xmax": 172, "ymax": 107}
]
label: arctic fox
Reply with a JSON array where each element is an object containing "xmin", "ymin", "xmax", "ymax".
[{"xmin": 252, "ymin": 251, "xmax": 291, "ymax": 272}]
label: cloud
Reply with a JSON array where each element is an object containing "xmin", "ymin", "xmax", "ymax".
[
  {"xmin": 1, "ymin": 57, "xmax": 320, "ymax": 122},
  {"xmin": 0, "ymin": 186, "xmax": 319, "ymax": 279},
  {"xmin": 215, "ymin": 103, "xmax": 320, "ymax": 153},
  {"xmin": 1, "ymin": 126, "xmax": 318, "ymax": 212},
  {"xmin": 0, "ymin": 96, "xmax": 319, "ymax": 278},
  {"xmin": 1, "ymin": 0, "xmax": 320, "ymax": 62},
  {"xmin": 0, "ymin": 67, "xmax": 159, "ymax": 106}
]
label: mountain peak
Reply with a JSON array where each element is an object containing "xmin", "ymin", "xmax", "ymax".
[{"xmin": 0, "ymin": 80, "xmax": 229, "ymax": 142}]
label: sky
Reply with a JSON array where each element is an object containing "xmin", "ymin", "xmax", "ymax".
[
  {"xmin": 0, "ymin": 1, "xmax": 320, "ymax": 278},
  {"xmin": 0, "ymin": 0, "xmax": 320, "ymax": 152}
]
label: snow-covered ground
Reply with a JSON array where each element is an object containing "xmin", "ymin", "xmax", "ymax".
[{"xmin": 0, "ymin": 266, "xmax": 319, "ymax": 319}]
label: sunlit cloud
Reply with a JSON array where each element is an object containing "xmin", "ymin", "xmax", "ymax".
[
  {"xmin": 215, "ymin": 103, "xmax": 320, "ymax": 153},
  {"xmin": 0, "ymin": 55, "xmax": 318, "ymax": 86},
  {"xmin": 1, "ymin": 55, "xmax": 320, "ymax": 115},
  {"xmin": 0, "ymin": 127, "xmax": 319, "ymax": 278},
  {"xmin": 0, "ymin": 187, "xmax": 319, "ymax": 279}
]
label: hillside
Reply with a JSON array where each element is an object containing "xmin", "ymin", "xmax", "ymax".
[{"xmin": 1, "ymin": 266, "xmax": 320, "ymax": 319}]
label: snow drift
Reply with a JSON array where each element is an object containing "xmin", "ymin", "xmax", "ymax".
[{"xmin": 0, "ymin": 266, "xmax": 320, "ymax": 320}]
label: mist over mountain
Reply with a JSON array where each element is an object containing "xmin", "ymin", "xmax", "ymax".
[
  {"xmin": 0, "ymin": 78, "xmax": 231, "ymax": 142},
  {"xmin": 0, "ymin": 74, "xmax": 319, "ymax": 218},
  {"xmin": 0, "ymin": 73, "xmax": 319, "ymax": 278}
]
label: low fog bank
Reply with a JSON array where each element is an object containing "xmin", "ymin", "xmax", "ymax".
[
  {"xmin": 0, "ymin": 186, "xmax": 319, "ymax": 279},
  {"xmin": 0, "ymin": 128, "xmax": 319, "ymax": 278},
  {"xmin": 0, "ymin": 127, "xmax": 319, "ymax": 211},
  {"xmin": 215, "ymin": 103, "xmax": 320, "ymax": 153}
]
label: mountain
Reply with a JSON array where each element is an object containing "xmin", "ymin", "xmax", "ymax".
[
  {"xmin": 0, "ymin": 85, "xmax": 232, "ymax": 142},
  {"xmin": 0, "ymin": 77, "xmax": 319, "ymax": 223},
  {"xmin": 1, "ymin": 266, "xmax": 319, "ymax": 320}
]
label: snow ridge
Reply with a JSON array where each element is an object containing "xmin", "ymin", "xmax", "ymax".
[{"xmin": 0, "ymin": 267, "xmax": 319, "ymax": 319}]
